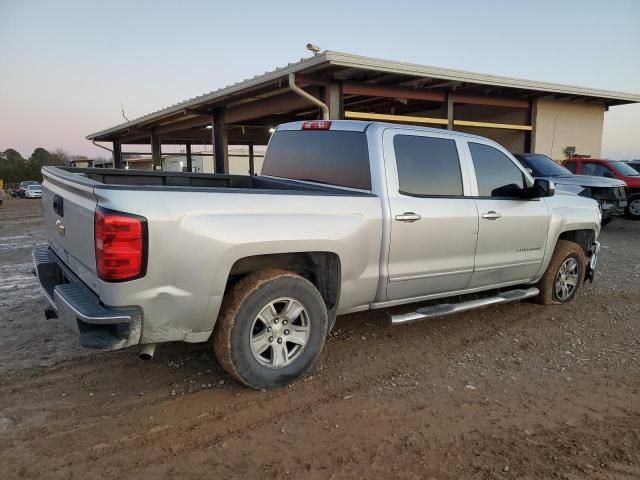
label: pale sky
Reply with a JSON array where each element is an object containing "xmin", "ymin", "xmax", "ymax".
[{"xmin": 1, "ymin": 0, "xmax": 639, "ymax": 159}]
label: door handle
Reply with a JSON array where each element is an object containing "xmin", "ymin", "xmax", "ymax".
[
  {"xmin": 395, "ymin": 212, "xmax": 421, "ymax": 223},
  {"xmin": 481, "ymin": 211, "xmax": 502, "ymax": 220}
]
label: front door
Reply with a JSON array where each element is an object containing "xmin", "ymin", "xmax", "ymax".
[
  {"xmin": 465, "ymin": 141, "xmax": 550, "ymax": 288},
  {"xmin": 384, "ymin": 129, "xmax": 479, "ymax": 301}
]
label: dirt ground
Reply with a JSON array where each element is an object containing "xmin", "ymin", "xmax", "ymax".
[{"xmin": 0, "ymin": 196, "xmax": 639, "ymax": 480}]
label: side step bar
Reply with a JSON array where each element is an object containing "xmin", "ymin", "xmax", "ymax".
[{"xmin": 390, "ymin": 287, "xmax": 539, "ymax": 325}]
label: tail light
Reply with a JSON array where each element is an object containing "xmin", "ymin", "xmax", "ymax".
[
  {"xmin": 302, "ymin": 120, "xmax": 332, "ymax": 130},
  {"xmin": 95, "ymin": 208, "xmax": 147, "ymax": 281}
]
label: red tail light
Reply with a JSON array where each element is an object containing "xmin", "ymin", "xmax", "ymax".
[
  {"xmin": 302, "ymin": 120, "xmax": 332, "ymax": 130},
  {"xmin": 95, "ymin": 208, "xmax": 147, "ymax": 281}
]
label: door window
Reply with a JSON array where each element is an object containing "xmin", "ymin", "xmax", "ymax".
[
  {"xmin": 581, "ymin": 162, "xmax": 614, "ymax": 178},
  {"xmin": 564, "ymin": 161, "xmax": 578, "ymax": 173},
  {"xmin": 393, "ymin": 135, "xmax": 463, "ymax": 196},
  {"xmin": 468, "ymin": 143, "xmax": 525, "ymax": 198}
]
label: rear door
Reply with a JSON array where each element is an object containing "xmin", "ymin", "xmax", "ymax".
[
  {"xmin": 384, "ymin": 129, "xmax": 479, "ymax": 301},
  {"xmin": 465, "ymin": 141, "xmax": 549, "ymax": 288},
  {"xmin": 42, "ymin": 169, "xmax": 100, "ymax": 292}
]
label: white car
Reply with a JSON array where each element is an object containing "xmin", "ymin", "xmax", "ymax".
[{"xmin": 25, "ymin": 184, "xmax": 42, "ymax": 198}]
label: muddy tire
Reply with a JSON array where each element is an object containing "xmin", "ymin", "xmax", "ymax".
[
  {"xmin": 533, "ymin": 240, "xmax": 586, "ymax": 305},
  {"xmin": 213, "ymin": 269, "xmax": 328, "ymax": 389}
]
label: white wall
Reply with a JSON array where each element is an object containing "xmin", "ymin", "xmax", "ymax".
[{"xmin": 532, "ymin": 98, "xmax": 605, "ymax": 160}]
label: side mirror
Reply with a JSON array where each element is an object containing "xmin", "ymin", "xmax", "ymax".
[
  {"xmin": 527, "ymin": 178, "xmax": 555, "ymax": 198},
  {"xmin": 525, "ymin": 167, "xmax": 534, "ymax": 175}
]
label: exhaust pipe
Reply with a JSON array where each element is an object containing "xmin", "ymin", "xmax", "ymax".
[{"xmin": 139, "ymin": 344, "xmax": 157, "ymax": 360}]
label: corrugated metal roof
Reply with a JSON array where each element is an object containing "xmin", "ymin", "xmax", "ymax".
[{"xmin": 87, "ymin": 50, "xmax": 640, "ymax": 140}]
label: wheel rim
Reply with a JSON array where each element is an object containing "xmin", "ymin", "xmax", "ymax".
[
  {"xmin": 629, "ymin": 198, "xmax": 640, "ymax": 216},
  {"xmin": 554, "ymin": 257, "xmax": 579, "ymax": 301},
  {"xmin": 250, "ymin": 297, "xmax": 310, "ymax": 368}
]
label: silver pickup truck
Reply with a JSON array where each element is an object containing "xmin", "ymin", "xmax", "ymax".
[{"xmin": 34, "ymin": 120, "xmax": 601, "ymax": 389}]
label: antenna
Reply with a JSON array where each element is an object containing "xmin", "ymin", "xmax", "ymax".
[{"xmin": 120, "ymin": 103, "xmax": 130, "ymax": 122}]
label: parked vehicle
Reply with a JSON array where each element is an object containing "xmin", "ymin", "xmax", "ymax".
[
  {"xmin": 562, "ymin": 157, "xmax": 640, "ymax": 219},
  {"xmin": 18, "ymin": 180, "xmax": 39, "ymax": 198},
  {"xmin": 513, "ymin": 153, "xmax": 627, "ymax": 224},
  {"xmin": 34, "ymin": 121, "xmax": 601, "ymax": 389},
  {"xmin": 25, "ymin": 184, "xmax": 42, "ymax": 199}
]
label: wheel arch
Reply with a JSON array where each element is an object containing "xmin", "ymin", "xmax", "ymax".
[
  {"xmin": 557, "ymin": 228, "xmax": 596, "ymax": 256},
  {"xmin": 225, "ymin": 251, "xmax": 341, "ymax": 323}
]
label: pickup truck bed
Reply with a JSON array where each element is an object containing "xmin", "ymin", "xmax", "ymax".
[{"xmin": 61, "ymin": 167, "xmax": 369, "ymax": 193}]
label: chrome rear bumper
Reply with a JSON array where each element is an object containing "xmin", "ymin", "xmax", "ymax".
[{"xmin": 32, "ymin": 247, "xmax": 141, "ymax": 350}]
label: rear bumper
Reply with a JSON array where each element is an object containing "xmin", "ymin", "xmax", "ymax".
[{"xmin": 32, "ymin": 247, "xmax": 141, "ymax": 350}]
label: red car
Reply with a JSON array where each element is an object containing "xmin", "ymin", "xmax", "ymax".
[{"xmin": 562, "ymin": 157, "xmax": 640, "ymax": 220}]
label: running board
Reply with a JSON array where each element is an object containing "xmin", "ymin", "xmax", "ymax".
[{"xmin": 390, "ymin": 287, "xmax": 539, "ymax": 325}]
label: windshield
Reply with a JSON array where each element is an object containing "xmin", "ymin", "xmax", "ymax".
[
  {"xmin": 609, "ymin": 160, "xmax": 640, "ymax": 176},
  {"xmin": 628, "ymin": 163, "xmax": 640, "ymax": 174},
  {"xmin": 515, "ymin": 154, "xmax": 572, "ymax": 177}
]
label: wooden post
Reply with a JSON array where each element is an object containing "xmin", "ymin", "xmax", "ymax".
[
  {"xmin": 447, "ymin": 92, "xmax": 454, "ymax": 130},
  {"xmin": 327, "ymin": 81, "xmax": 344, "ymax": 119},
  {"xmin": 524, "ymin": 100, "xmax": 533, "ymax": 153},
  {"xmin": 112, "ymin": 142, "xmax": 122, "ymax": 169},
  {"xmin": 248, "ymin": 143, "xmax": 255, "ymax": 176},
  {"xmin": 185, "ymin": 142, "xmax": 192, "ymax": 172},
  {"xmin": 212, "ymin": 108, "xmax": 228, "ymax": 174},
  {"xmin": 151, "ymin": 131, "xmax": 161, "ymax": 170}
]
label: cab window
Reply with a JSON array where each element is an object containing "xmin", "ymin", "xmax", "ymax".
[
  {"xmin": 393, "ymin": 135, "xmax": 463, "ymax": 196},
  {"xmin": 564, "ymin": 161, "xmax": 577, "ymax": 173},
  {"xmin": 469, "ymin": 143, "xmax": 525, "ymax": 198},
  {"xmin": 582, "ymin": 162, "xmax": 614, "ymax": 178}
]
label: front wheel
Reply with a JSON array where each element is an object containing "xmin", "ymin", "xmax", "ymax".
[
  {"xmin": 626, "ymin": 194, "xmax": 640, "ymax": 220},
  {"xmin": 533, "ymin": 240, "xmax": 586, "ymax": 305},
  {"xmin": 213, "ymin": 270, "xmax": 328, "ymax": 389}
]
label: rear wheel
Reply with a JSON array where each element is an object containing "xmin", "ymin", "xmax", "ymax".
[
  {"xmin": 534, "ymin": 240, "xmax": 586, "ymax": 305},
  {"xmin": 213, "ymin": 270, "xmax": 328, "ymax": 389},
  {"xmin": 626, "ymin": 194, "xmax": 640, "ymax": 220}
]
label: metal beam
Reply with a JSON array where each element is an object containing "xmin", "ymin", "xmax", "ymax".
[
  {"xmin": 343, "ymin": 81, "xmax": 446, "ymax": 102},
  {"xmin": 212, "ymin": 109, "xmax": 228, "ymax": 174},
  {"xmin": 185, "ymin": 142, "xmax": 192, "ymax": 172},
  {"xmin": 151, "ymin": 131, "xmax": 161, "ymax": 170},
  {"xmin": 345, "ymin": 110, "xmax": 448, "ymax": 125},
  {"xmin": 446, "ymin": 92, "xmax": 454, "ymax": 130},
  {"xmin": 450, "ymin": 93, "xmax": 529, "ymax": 109},
  {"xmin": 226, "ymin": 88, "xmax": 321, "ymax": 124},
  {"xmin": 248, "ymin": 143, "xmax": 255, "ymax": 176},
  {"xmin": 112, "ymin": 142, "xmax": 122, "ymax": 169},
  {"xmin": 156, "ymin": 116, "xmax": 212, "ymax": 135},
  {"xmin": 327, "ymin": 81, "xmax": 343, "ymax": 119},
  {"xmin": 453, "ymin": 120, "xmax": 532, "ymax": 131}
]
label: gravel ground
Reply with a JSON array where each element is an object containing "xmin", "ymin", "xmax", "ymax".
[{"xmin": 0, "ymin": 196, "xmax": 639, "ymax": 479}]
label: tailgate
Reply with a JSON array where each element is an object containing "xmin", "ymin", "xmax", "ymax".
[{"xmin": 42, "ymin": 168, "xmax": 100, "ymax": 292}]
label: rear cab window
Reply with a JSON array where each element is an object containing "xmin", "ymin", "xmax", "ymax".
[
  {"xmin": 393, "ymin": 135, "xmax": 463, "ymax": 196},
  {"xmin": 262, "ymin": 130, "xmax": 371, "ymax": 190}
]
